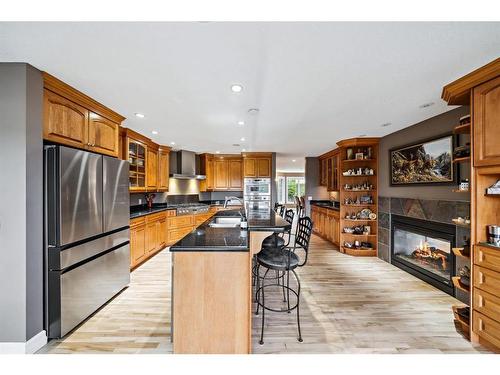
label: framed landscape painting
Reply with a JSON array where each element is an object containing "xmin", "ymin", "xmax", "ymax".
[{"xmin": 390, "ymin": 134, "xmax": 455, "ymax": 185}]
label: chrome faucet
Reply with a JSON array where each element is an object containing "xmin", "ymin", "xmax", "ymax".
[{"xmin": 223, "ymin": 196, "xmax": 244, "ymax": 208}]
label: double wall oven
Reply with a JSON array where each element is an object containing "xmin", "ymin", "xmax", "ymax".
[{"xmin": 244, "ymin": 178, "xmax": 271, "ymax": 213}]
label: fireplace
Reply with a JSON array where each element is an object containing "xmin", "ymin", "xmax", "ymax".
[{"xmin": 391, "ymin": 215, "xmax": 456, "ymax": 296}]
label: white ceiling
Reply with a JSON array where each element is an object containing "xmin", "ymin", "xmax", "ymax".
[{"xmin": 1, "ymin": 22, "xmax": 499, "ymax": 172}]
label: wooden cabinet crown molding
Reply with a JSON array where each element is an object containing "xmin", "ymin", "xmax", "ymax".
[
  {"xmin": 43, "ymin": 72, "xmax": 125, "ymax": 124},
  {"xmin": 441, "ymin": 57, "xmax": 500, "ymax": 105},
  {"xmin": 336, "ymin": 137, "xmax": 380, "ymax": 148},
  {"xmin": 319, "ymin": 148, "xmax": 340, "ymax": 160},
  {"xmin": 241, "ymin": 152, "xmax": 273, "ymax": 158}
]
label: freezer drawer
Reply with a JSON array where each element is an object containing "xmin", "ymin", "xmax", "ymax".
[
  {"xmin": 49, "ymin": 228, "xmax": 130, "ymax": 270},
  {"xmin": 49, "ymin": 244, "xmax": 130, "ymax": 338}
]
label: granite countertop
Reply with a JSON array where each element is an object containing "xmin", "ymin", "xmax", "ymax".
[
  {"xmin": 310, "ymin": 200, "xmax": 340, "ymax": 211},
  {"xmin": 246, "ymin": 210, "xmax": 291, "ymax": 232},
  {"xmin": 170, "ymin": 210, "xmax": 248, "ymax": 252},
  {"xmin": 170, "ymin": 208, "xmax": 291, "ymax": 252},
  {"xmin": 130, "ymin": 204, "xmax": 176, "ymax": 219}
]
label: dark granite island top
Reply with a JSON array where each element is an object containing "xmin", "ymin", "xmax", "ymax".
[
  {"xmin": 170, "ymin": 209, "xmax": 291, "ymax": 252},
  {"xmin": 170, "ymin": 210, "xmax": 248, "ymax": 252}
]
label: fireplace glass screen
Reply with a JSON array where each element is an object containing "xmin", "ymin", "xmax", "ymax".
[{"xmin": 393, "ymin": 228, "xmax": 451, "ymax": 280}]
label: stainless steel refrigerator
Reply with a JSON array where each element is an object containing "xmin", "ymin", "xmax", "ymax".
[{"xmin": 44, "ymin": 145, "xmax": 130, "ymax": 338}]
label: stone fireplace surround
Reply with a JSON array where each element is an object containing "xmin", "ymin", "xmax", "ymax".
[{"xmin": 378, "ymin": 196, "xmax": 470, "ymax": 302}]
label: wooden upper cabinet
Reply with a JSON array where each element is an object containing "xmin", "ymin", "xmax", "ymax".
[
  {"xmin": 43, "ymin": 89, "xmax": 89, "ymax": 148},
  {"xmin": 243, "ymin": 154, "xmax": 272, "ymax": 178},
  {"xmin": 146, "ymin": 146, "xmax": 158, "ymax": 190},
  {"xmin": 229, "ymin": 159, "xmax": 243, "ymax": 190},
  {"xmin": 243, "ymin": 158, "xmax": 257, "ymax": 177},
  {"xmin": 474, "ymin": 76, "xmax": 500, "ymax": 167},
  {"xmin": 199, "ymin": 153, "xmax": 215, "ymax": 191},
  {"xmin": 157, "ymin": 147, "xmax": 170, "ymax": 192},
  {"xmin": 257, "ymin": 158, "xmax": 271, "ymax": 177},
  {"xmin": 214, "ymin": 159, "xmax": 229, "ymax": 190},
  {"xmin": 42, "ymin": 73, "xmax": 124, "ymax": 157},
  {"xmin": 319, "ymin": 157, "xmax": 328, "ymax": 186},
  {"xmin": 206, "ymin": 155, "xmax": 214, "ymax": 190},
  {"xmin": 88, "ymin": 112, "xmax": 119, "ymax": 157}
]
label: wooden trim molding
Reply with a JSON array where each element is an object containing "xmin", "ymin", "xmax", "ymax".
[
  {"xmin": 319, "ymin": 148, "xmax": 339, "ymax": 160},
  {"xmin": 43, "ymin": 72, "xmax": 125, "ymax": 123},
  {"xmin": 442, "ymin": 57, "xmax": 500, "ymax": 105},
  {"xmin": 336, "ymin": 137, "xmax": 380, "ymax": 148},
  {"xmin": 241, "ymin": 152, "xmax": 273, "ymax": 158}
]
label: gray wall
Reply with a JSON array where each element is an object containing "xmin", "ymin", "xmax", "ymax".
[
  {"xmin": 379, "ymin": 106, "xmax": 470, "ymax": 201},
  {"xmin": 0, "ymin": 63, "xmax": 43, "ymax": 343},
  {"xmin": 304, "ymin": 157, "xmax": 329, "ymax": 216}
]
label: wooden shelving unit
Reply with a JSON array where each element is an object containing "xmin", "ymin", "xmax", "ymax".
[
  {"xmin": 442, "ymin": 57, "xmax": 500, "ymax": 350},
  {"xmin": 452, "ymin": 305, "xmax": 471, "ymax": 340},
  {"xmin": 453, "ymin": 122, "xmax": 471, "ymax": 135},
  {"xmin": 338, "ymin": 138, "xmax": 379, "ymax": 257},
  {"xmin": 452, "ymin": 276, "xmax": 470, "ymax": 293},
  {"xmin": 452, "ymin": 247, "xmax": 470, "ymax": 259},
  {"xmin": 453, "ymin": 156, "xmax": 471, "ymax": 163}
]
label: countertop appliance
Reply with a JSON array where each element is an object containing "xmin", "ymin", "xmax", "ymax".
[
  {"xmin": 244, "ymin": 178, "xmax": 271, "ymax": 212},
  {"xmin": 44, "ymin": 145, "xmax": 130, "ymax": 339}
]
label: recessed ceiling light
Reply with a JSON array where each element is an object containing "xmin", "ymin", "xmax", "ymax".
[
  {"xmin": 135, "ymin": 113, "xmax": 145, "ymax": 118},
  {"xmin": 242, "ymin": 148, "xmax": 246, "ymax": 152},
  {"xmin": 215, "ymin": 151, "xmax": 220, "ymax": 154},
  {"xmin": 237, "ymin": 121, "xmax": 245, "ymax": 126},
  {"xmin": 419, "ymin": 102, "xmax": 435, "ymax": 108},
  {"xmin": 170, "ymin": 141, "xmax": 176, "ymax": 145},
  {"xmin": 151, "ymin": 130, "xmax": 158, "ymax": 135},
  {"xmin": 240, "ymin": 137, "xmax": 245, "ymax": 142},
  {"xmin": 231, "ymin": 84, "xmax": 243, "ymax": 93},
  {"xmin": 292, "ymin": 159, "xmax": 296, "ymax": 163},
  {"xmin": 381, "ymin": 122, "xmax": 392, "ymax": 127},
  {"xmin": 248, "ymin": 108, "xmax": 259, "ymax": 115}
]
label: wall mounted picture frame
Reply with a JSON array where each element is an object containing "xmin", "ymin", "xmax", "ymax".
[{"xmin": 390, "ymin": 134, "xmax": 455, "ymax": 186}]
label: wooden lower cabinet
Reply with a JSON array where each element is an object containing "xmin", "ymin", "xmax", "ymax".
[
  {"xmin": 311, "ymin": 205, "xmax": 340, "ymax": 247},
  {"xmin": 130, "ymin": 209, "xmax": 218, "ymax": 269},
  {"xmin": 130, "ymin": 217, "xmax": 147, "ymax": 268},
  {"xmin": 130, "ymin": 210, "xmax": 175, "ymax": 269}
]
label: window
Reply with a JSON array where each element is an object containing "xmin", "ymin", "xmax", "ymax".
[
  {"xmin": 277, "ymin": 176, "xmax": 286, "ymax": 204},
  {"xmin": 286, "ymin": 177, "xmax": 305, "ymax": 204}
]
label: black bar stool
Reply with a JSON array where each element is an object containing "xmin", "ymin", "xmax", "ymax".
[
  {"xmin": 252, "ymin": 209, "xmax": 295, "ymax": 289},
  {"xmin": 254, "ymin": 216, "xmax": 313, "ymax": 344}
]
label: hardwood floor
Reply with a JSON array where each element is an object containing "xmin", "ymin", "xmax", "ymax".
[{"xmin": 39, "ymin": 235, "xmax": 487, "ymax": 354}]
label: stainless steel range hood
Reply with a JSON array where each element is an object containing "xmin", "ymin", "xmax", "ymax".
[{"xmin": 169, "ymin": 150, "xmax": 206, "ymax": 180}]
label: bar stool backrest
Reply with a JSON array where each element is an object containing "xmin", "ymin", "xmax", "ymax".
[
  {"xmin": 284, "ymin": 209, "xmax": 295, "ymax": 225},
  {"xmin": 279, "ymin": 205, "xmax": 285, "ymax": 217},
  {"xmin": 294, "ymin": 216, "xmax": 313, "ymax": 266}
]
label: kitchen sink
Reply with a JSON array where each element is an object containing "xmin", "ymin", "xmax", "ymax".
[{"xmin": 208, "ymin": 217, "xmax": 242, "ymax": 228}]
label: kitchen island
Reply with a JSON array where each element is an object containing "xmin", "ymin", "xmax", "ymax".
[{"xmin": 170, "ymin": 209, "xmax": 291, "ymax": 354}]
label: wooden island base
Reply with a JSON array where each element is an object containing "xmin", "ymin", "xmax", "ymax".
[{"xmin": 172, "ymin": 250, "xmax": 252, "ymax": 354}]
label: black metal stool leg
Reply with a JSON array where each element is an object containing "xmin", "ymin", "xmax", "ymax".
[
  {"xmin": 293, "ymin": 269, "xmax": 303, "ymax": 342},
  {"xmin": 259, "ymin": 268, "xmax": 269, "ymax": 345},
  {"xmin": 281, "ymin": 271, "xmax": 287, "ymax": 302},
  {"xmin": 255, "ymin": 264, "xmax": 261, "ymax": 315},
  {"xmin": 286, "ymin": 269, "xmax": 291, "ymax": 313}
]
